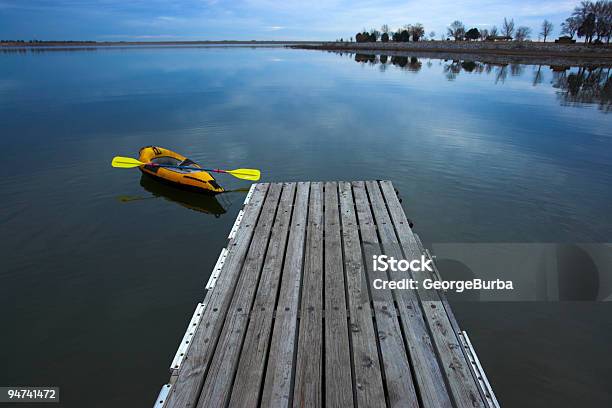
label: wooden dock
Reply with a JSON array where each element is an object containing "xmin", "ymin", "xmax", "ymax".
[{"xmin": 154, "ymin": 181, "xmax": 499, "ymax": 408}]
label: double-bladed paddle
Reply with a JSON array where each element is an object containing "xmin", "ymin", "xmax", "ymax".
[{"xmin": 111, "ymin": 156, "xmax": 261, "ymax": 181}]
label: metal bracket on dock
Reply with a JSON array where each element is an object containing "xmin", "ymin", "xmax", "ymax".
[
  {"xmin": 153, "ymin": 384, "xmax": 172, "ymax": 407},
  {"xmin": 460, "ymin": 331, "xmax": 501, "ymax": 408},
  {"xmin": 169, "ymin": 302, "xmax": 207, "ymax": 375},
  {"xmin": 243, "ymin": 183, "xmax": 256, "ymax": 205},
  {"xmin": 228, "ymin": 209, "xmax": 245, "ymax": 240},
  {"xmin": 206, "ymin": 248, "xmax": 228, "ymax": 290}
]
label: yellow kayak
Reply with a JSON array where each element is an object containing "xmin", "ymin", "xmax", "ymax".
[{"xmin": 138, "ymin": 146, "xmax": 224, "ymax": 194}]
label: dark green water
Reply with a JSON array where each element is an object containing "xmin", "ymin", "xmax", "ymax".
[{"xmin": 1, "ymin": 46, "xmax": 611, "ymax": 407}]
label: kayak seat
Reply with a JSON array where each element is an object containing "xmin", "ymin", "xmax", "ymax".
[
  {"xmin": 151, "ymin": 156, "xmax": 182, "ymax": 166},
  {"xmin": 180, "ymin": 159, "xmax": 197, "ymax": 167}
]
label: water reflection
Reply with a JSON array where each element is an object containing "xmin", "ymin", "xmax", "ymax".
[
  {"xmin": 553, "ymin": 67, "xmax": 612, "ymax": 112},
  {"xmin": 345, "ymin": 51, "xmax": 611, "ymax": 112},
  {"xmin": 392, "ymin": 56, "xmax": 422, "ymax": 71},
  {"xmin": 139, "ymin": 174, "xmax": 227, "ymax": 216},
  {"xmin": 354, "ymin": 53, "xmax": 423, "ymax": 72},
  {"xmin": 354, "ymin": 53, "xmax": 376, "ymax": 64}
]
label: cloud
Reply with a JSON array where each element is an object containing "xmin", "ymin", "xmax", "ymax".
[
  {"xmin": 98, "ymin": 34, "xmax": 184, "ymax": 39},
  {"xmin": 0, "ymin": 0, "xmax": 584, "ymax": 40}
]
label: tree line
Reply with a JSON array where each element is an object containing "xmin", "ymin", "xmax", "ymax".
[
  {"xmin": 354, "ymin": 24, "xmax": 427, "ymax": 43},
  {"xmin": 348, "ymin": 1, "xmax": 610, "ymax": 44},
  {"xmin": 447, "ymin": 18, "xmax": 534, "ymax": 41},
  {"xmin": 561, "ymin": 0, "xmax": 611, "ymax": 43},
  {"xmin": 352, "ymin": 19, "xmax": 535, "ymax": 43}
]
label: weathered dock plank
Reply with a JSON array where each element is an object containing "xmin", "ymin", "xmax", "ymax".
[
  {"xmin": 159, "ymin": 180, "xmax": 492, "ymax": 408},
  {"xmin": 197, "ymin": 183, "xmax": 283, "ymax": 407},
  {"xmin": 260, "ymin": 182, "xmax": 310, "ymax": 407},
  {"xmin": 365, "ymin": 180, "xmax": 454, "ymax": 408},
  {"xmin": 339, "ymin": 182, "xmax": 391, "ymax": 408},
  {"xmin": 351, "ymin": 181, "xmax": 419, "ymax": 408},
  {"xmin": 164, "ymin": 183, "xmax": 269, "ymax": 408},
  {"xmin": 293, "ymin": 182, "xmax": 324, "ymax": 408},
  {"xmin": 379, "ymin": 180, "xmax": 486, "ymax": 408},
  {"xmin": 323, "ymin": 182, "xmax": 353, "ymax": 407},
  {"xmin": 228, "ymin": 183, "xmax": 296, "ymax": 408}
]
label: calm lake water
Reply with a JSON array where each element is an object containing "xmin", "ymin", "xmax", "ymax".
[{"xmin": 1, "ymin": 46, "xmax": 611, "ymax": 407}]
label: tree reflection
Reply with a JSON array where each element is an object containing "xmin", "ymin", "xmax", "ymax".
[
  {"xmin": 510, "ymin": 64, "xmax": 524, "ymax": 76},
  {"xmin": 533, "ymin": 65, "xmax": 544, "ymax": 86},
  {"xmin": 408, "ymin": 56, "xmax": 422, "ymax": 72},
  {"xmin": 552, "ymin": 67, "xmax": 612, "ymax": 112},
  {"xmin": 391, "ymin": 55, "xmax": 408, "ymax": 67},
  {"xmin": 443, "ymin": 60, "xmax": 507, "ymax": 80},
  {"xmin": 461, "ymin": 61, "xmax": 477, "ymax": 72},
  {"xmin": 494, "ymin": 65, "xmax": 508, "ymax": 84},
  {"xmin": 352, "ymin": 53, "xmax": 423, "ymax": 72},
  {"xmin": 443, "ymin": 60, "xmax": 462, "ymax": 80},
  {"xmin": 341, "ymin": 51, "xmax": 611, "ymax": 112},
  {"xmin": 389, "ymin": 56, "xmax": 422, "ymax": 72},
  {"xmin": 355, "ymin": 53, "xmax": 376, "ymax": 64}
]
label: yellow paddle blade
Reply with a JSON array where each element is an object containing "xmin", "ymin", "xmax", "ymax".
[
  {"xmin": 112, "ymin": 156, "xmax": 145, "ymax": 168},
  {"xmin": 226, "ymin": 168, "xmax": 261, "ymax": 181}
]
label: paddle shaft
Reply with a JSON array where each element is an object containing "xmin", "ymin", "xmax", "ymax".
[{"xmin": 146, "ymin": 163, "xmax": 229, "ymax": 174}]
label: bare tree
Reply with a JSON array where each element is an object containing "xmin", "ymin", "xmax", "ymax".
[
  {"xmin": 490, "ymin": 25, "xmax": 499, "ymax": 36},
  {"xmin": 370, "ymin": 28, "xmax": 381, "ymax": 41},
  {"xmin": 515, "ymin": 26, "xmax": 531, "ymax": 41},
  {"xmin": 592, "ymin": 0, "xmax": 612, "ymax": 43},
  {"xmin": 540, "ymin": 19, "xmax": 554, "ymax": 42},
  {"xmin": 381, "ymin": 24, "xmax": 390, "ymax": 34},
  {"xmin": 502, "ymin": 17, "xmax": 515, "ymax": 37},
  {"xmin": 480, "ymin": 28, "xmax": 489, "ymax": 40},
  {"xmin": 410, "ymin": 23, "xmax": 425, "ymax": 41},
  {"xmin": 562, "ymin": 16, "xmax": 580, "ymax": 38},
  {"xmin": 447, "ymin": 20, "xmax": 466, "ymax": 40},
  {"xmin": 429, "ymin": 31, "xmax": 436, "ymax": 40},
  {"xmin": 605, "ymin": 0, "xmax": 612, "ymax": 43}
]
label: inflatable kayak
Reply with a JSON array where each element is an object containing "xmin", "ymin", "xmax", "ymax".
[{"xmin": 138, "ymin": 146, "xmax": 224, "ymax": 194}]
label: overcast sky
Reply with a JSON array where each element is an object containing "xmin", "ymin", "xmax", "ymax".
[{"xmin": 0, "ymin": 0, "xmax": 579, "ymax": 41}]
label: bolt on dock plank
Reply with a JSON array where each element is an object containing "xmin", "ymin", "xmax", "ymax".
[{"xmin": 155, "ymin": 181, "xmax": 500, "ymax": 408}]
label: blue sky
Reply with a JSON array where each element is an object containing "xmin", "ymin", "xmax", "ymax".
[{"xmin": 0, "ymin": 0, "xmax": 578, "ymax": 41}]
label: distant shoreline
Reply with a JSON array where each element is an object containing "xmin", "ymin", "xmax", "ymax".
[
  {"xmin": 0, "ymin": 40, "xmax": 324, "ymax": 47},
  {"xmin": 3, "ymin": 40, "xmax": 611, "ymax": 64},
  {"xmin": 293, "ymin": 41, "xmax": 612, "ymax": 61}
]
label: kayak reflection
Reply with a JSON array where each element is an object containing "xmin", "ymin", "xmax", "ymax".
[{"xmin": 139, "ymin": 173, "xmax": 227, "ymax": 216}]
